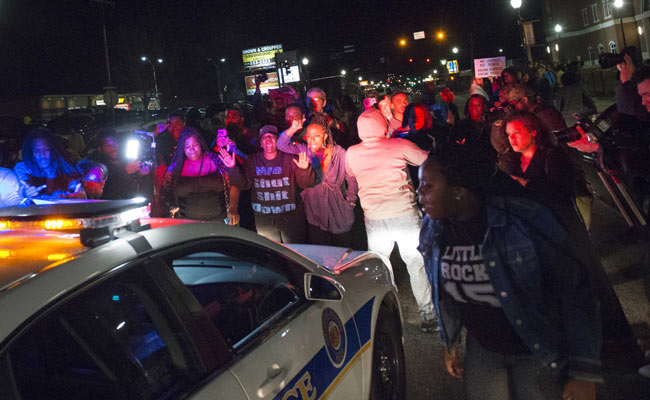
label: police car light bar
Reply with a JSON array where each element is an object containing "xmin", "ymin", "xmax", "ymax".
[{"xmin": 0, "ymin": 199, "xmax": 151, "ymax": 247}]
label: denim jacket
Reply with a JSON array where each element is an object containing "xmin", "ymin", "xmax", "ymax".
[{"xmin": 418, "ymin": 195, "xmax": 603, "ymax": 382}]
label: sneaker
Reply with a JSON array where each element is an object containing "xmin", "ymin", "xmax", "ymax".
[
  {"xmin": 420, "ymin": 318, "xmax": 439, "ymax": 333},
  {"xmin": 639, "ymin": 364, "xmax": 650, "ymax": 379}
]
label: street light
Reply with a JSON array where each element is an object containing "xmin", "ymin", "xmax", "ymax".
[
  {"xmin": 614, "ymin": 0, "xmax": 627, "ymax": 47},
  {"xmin": 358, "ymin": 76, "xmax": 363, "ymax": 81},
  {"xmin": 341, "ymin": 69, "xmax": 346, "ymax": 76},
  {"xmin": 207, "ymin": 57, "xmax": 226, "ymax": 102},
  {"xmin": 511, "ymin": 0, "xmax": 522, "ymax": 8},
  {"xmin": 452, "ymin": 47, "xmax": 459, "ymax": 54},
  {"xmin": 436, "ymin": 31, "xmax": 445, "ymax": 40},
  {"xmin": 141, "ymin": 56, "xmax": 162, "ymax": 104},
  {"xmin": 554, "ymin": 24, "xmax": 562, "ymax": 33},
  {"xmin": 302, "ymin": 57, "xmax": 309, "ymax": 66},
  {"xmin": 399, "ymin": 39, "xmax": 407, "ymax": 46}
]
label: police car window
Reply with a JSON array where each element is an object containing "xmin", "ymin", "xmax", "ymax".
[
  {"xmin": 165, "ymin": 242, "xmax": 302, "ymax": 349},
  {"xmin": 7, "ymin": 264, "xmax": 202, "ymax": 400}
]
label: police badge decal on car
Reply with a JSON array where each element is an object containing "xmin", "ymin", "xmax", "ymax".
[{"xmin": 321, "ymin": 307, "xmax": 347, "ymax": 368}]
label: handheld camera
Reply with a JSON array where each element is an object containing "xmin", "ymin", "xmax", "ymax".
[{"xmin": 125, "ymin": 130, "xmax": 156, "ymax": 168}]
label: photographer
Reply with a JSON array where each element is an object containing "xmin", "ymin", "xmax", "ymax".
[
  {"xmin": 567, "ymin": 65, "xmax": 650, "ymax": 154},
  {"xmin": 94, "ymin": 128, "xmax": 152, "ymax": 200},
  {"xmin": 615, "ymin": 50, "xmax": 650, "ymax": 122}
]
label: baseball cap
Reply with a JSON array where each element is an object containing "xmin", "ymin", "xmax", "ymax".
[{"xmin": 259, "ymin": 124, "xmax": 279, "ymax": 138}]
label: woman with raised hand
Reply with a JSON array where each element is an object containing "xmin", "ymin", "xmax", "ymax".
[
  {"xmin": 162, "ymin": 127, "xmax": 242, "ymax": 223},
  {"xmin": 278, "ymin": 113, "xmax": 358, "ymax": 247}
]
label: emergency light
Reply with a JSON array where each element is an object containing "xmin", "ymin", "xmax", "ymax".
[{"xmin": 0, "ymin": 198, "xmax": 151, "ymax": 247}]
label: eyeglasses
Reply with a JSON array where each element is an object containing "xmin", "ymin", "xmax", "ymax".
[{"xmin": 507, "ymin": 98, "xmax": 523, "ymax": 107}]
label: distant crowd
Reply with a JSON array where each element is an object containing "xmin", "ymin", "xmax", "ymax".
[{"xmin": 2, "ymin": 55, "xmax": 650, "ymax": 399}]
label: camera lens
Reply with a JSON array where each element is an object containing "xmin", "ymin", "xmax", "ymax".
[{"xmin": 553, "ymin": 126, "xmax": 582, "ymax": 144}]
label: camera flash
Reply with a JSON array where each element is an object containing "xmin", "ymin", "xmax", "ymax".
[{"xmin": 126, "ymin": 139, "xmax": 140, "ymax": 160}]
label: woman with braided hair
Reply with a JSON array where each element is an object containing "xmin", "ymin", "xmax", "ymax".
[
  {"xmin": 277, "ymin": 112, "xmax": 358, "ymax": 246},
  {"xmin": 162, "ymin": 127, "xmax": 242, "ymax": 223}
]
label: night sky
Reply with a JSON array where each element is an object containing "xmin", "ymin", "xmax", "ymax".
[{"xmin": 0, "ymin": 0, "xmax": 542, "ymax": 102}]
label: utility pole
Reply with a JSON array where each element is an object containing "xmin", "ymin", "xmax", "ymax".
[
  {"xmin": 90, "ymin": 0, "xmax": 116, "ymax": 111},
  {"xmin": 90, "ymin": 0, "xmax": 115, "ymax": 86}
]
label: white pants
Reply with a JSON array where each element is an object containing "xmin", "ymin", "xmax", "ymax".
[{"xmin": 365, "ymin": 209, "xmax": 434, "ymax": 320}]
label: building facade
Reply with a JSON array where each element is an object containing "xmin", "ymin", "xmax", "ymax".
[{"xmin": 542, "ymin": 0, "xmax": 650, "ymax": 65}]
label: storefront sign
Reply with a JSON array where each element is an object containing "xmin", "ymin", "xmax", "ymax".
[{"xmin": 242, "ymin": 44, "xmax": 283, "ymax": 69}]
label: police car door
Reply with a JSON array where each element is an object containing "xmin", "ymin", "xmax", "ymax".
[{"xmin": 156, "ymin": 238, "xmax": 363, "ymax": 400}]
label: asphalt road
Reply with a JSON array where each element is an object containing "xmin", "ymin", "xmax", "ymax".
[{"xmin": 391, "ymin": 92, "xmax": 650, "ymax": 399}]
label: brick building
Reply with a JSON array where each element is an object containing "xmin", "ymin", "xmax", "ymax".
[{"xmin": 542, "ymin": 0, "xmax": 650, "ymax": 65}]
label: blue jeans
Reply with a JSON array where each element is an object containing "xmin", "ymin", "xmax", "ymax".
[
  {"xmin": 464, "ymin": 335, "xmax": 562, "ymax": 400},
  {"xmin": 365, "ymin": 209, "xmax": 434, "ymax": 320}
]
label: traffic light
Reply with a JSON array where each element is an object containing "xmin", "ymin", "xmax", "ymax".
[{"xmin": 426, "ymin": 58, "xmax": 430, "ymax": 63}]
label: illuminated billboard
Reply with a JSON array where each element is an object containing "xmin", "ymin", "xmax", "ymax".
[
  {"xmin": 242, "ymin": 44, "xmax": 283, "ymax": 69},
  {"xmin": 244, "ymin": 72, "xmax": 280, "ymax": 95}
]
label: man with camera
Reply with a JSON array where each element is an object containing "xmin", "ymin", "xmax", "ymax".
[
  {"xmin": 94, "ymin": 128, "xmax": 152, "ymax": 200},
  {"xmin": 225, "ymin": 107, "xmax": 258, "ymax": 155},
  {"xmin": 613, "ymin": 49, "xmax": 650, "ymax": 122},
  {"xmin": 567, "ymin": 52, "xmax": 650, "ymax": 154}
]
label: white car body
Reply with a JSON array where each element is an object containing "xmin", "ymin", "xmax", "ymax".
[{"xmin": 0, "ymin": 209, "xmax": 404, "ymax": 400}]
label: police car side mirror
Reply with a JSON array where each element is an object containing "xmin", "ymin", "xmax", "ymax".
[{"xmin": 304, "ymin": 273, "xmax": 343, "ymax": 301}]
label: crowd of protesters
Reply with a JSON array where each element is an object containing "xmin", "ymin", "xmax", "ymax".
[{"xmin": 2, "ymin": 55, "xmax": 650, "ymax": 399}]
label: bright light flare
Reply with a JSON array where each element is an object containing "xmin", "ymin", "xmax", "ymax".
[{"xmin": 125, "ymin": 139, "xmax": 140, "ymax": 160}]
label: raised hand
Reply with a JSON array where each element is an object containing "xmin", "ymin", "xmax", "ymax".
[
  {"xmin": 293, "ymin": 152, "xmax": 310, "ymax": 169},
  {"xmin": 219, "ymin": 148, "xmax": 236, "ymax": 168}
]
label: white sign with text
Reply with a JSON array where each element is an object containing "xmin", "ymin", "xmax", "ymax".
[{"xmin": 474, "ymin": 56, "xmax": 507, "ymax": 78}]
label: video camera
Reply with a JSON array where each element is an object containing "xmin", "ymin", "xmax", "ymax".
[
  {"xmin": 125, "ymin": 130, "xmax": 156, "ymax": 168},
  {"xmin": 256, "ymin": 72, "xmax": 269, "ymax": 83},
  {"xmin": 485, "ymin": 103, "xmax": 515, "ymax": 123},
  {"xmin": 598, "ymin": 46, "xmax": 642, "ymax": 69},
  {"xmin": 552, "ymin": 112, "xmax": 613, "ymax": 145}
]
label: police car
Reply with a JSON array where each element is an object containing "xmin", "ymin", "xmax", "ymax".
[{"xmin": 0, "ymin": 199, "xmax": 405, "ymax": 400}]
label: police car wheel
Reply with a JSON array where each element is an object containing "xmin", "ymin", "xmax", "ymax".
[{"xmin": 370, "ymin": 306, "xmax": 405, "ymax": 400}]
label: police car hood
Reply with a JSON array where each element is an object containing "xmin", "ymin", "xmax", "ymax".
[{"xmin": 285, "ymin": 244, "xmax": 367, "ymax": 273}]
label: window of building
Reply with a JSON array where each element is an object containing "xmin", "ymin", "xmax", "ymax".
[
  {"xmin": 582, "ymin": 8, "xmax": 589, "ymax": 26},
  {"xmin": 588, "ymin": 47, "xmax": 595, "ymax": 65},
  {"xmin": 602, "ymin": 0, "xmax": 611, "ymax": 18},
  {"xmin": 644, "ymin": 0, "xmax": 650, "ymax": 12},
  {"xmin": 609, "ymin": 41, "xmax": 618, "ymax": 53},
  {"xmin": 598, "ymin": 43, "xmax": 606, "ymax": 54},
  {"xmin": 591, "ymin": 3, "xmax": 600, "ymax": 22}
]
